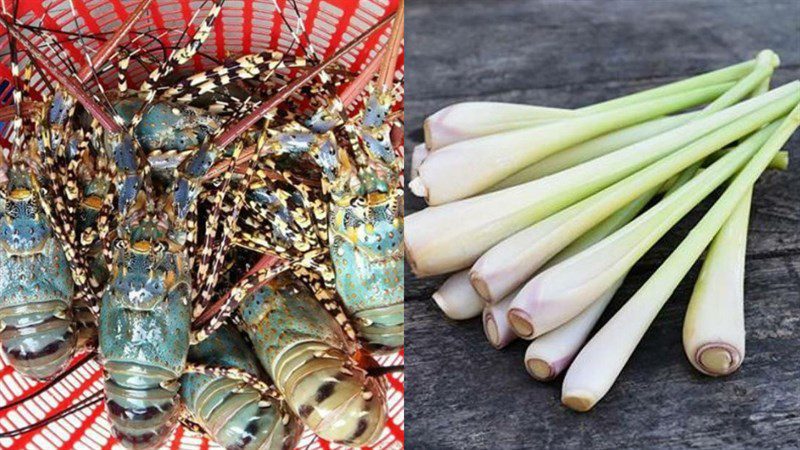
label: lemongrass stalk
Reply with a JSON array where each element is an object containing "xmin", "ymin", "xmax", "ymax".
[
  {"xmin": 482, "ymin": 290, "xmax": 519, "ymax": 349},
  {"xmin": 561, "ymin": 105, "xmax": 800, "ymax": 412},
  {"xmin": 424, "ymin": 103, "xmax": 575, "ymax": 150},
  {"xmin": 487, "ymin": 113, "xmax": 697, "ymax": 192},
  {"xmin": 578, "ymin": 58, "xmax": 758, "ymax": 114},
  {"xmin": 411, "ymin": 82, "xmax": 734, "ymax": 204},
  {"xmin": 411, "ymin": 143, "xmax": 428, "ymax": 178},
  {"xmin": 683, "ymin": 188, "xmax": 751, "ymax": 376},
  {"xmin": 405, "ymin": 82, "xmax": 799, "ymax": 277},
  {"xmin": 770, "ymin": 150, "xmax": 789, "ymax": 170},
  {"xmin": 524, "ymin": 278, "xmax": 624, "ymax": 381},
  {"xmin": 663, "ymin": 51, "xmax": 779, "ymax": 197},
  {"xmin": 471, "ymin": 185, "xmax": 661, "ymax": 303},
  {"xmin": 431, "ymin": 270, "xmax": 485, "ymax": 320},
  {"xmin": 424, "ymin": 57, "xmax": 758, "ymax": 151},
  {"xmin": 506, "ymin": 121, "xmax": 782, "ymax": 339}
]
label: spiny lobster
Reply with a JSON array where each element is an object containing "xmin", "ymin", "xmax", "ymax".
[{"xmin": 0, "ymin": 0, "xmax": 403, "ymax": 448}]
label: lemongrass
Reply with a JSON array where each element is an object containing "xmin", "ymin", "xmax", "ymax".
[
  {"xmin": 663, "ymin": 50, "xmax": 779, "ymax": 197},
  {"xmin": 487, "ymin": 113, "xmax": 697, "ymax": 192},
  {"xmin": 482, "ymin": 290, "xmax": 519, "ymax": 349},
  {"xmin": 412, "ymin": 82, "xmax": 734, "ymax": 204},
  {"xmin": 431, "ymin": 270, "xmax": 485, "ymax": 320},
  {"xmin": 561, "ymin": 104, "xmax": 800, "ymax": 412},
  {"xmin": 405, "ymin": 82, "xmax": 800, "ymax": 277},
  {"xmin": 506, "ymin": 120, "xmax": 782, "ymax": 339},
  {"xmin": 524, "ymin": 278, "xmax": 624, "ymax": 382},
  {"xmin": 472, "ymin": 78, "xmax": 785, "ymax": 303},
  {"xmin": 411, "ymin": 143, "xmax": 428, "ymax": 178},
  {"xmin": 683, "ymin": 188, "xmax": 751, "ymax": 376},
  {"xmin": 770, "ymin": 150, "xmax": 789, "ymax": 170},
  {"xmin": 424, "ymin": 57, "xmax": 759, "ymax": 151},
  {"xmin": 424, "ymin": 103, "xmax": 575, "ymax": 150}
]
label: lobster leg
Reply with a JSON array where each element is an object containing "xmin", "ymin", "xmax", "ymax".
[{"xmin": 132, "ymin": 0, "xmax": 227, "ymax": 128}]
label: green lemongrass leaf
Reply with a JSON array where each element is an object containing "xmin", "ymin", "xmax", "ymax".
[
  {"xmin": 560, "ymin": 103, "xmax": 800, "ymax": 412},
  {"xmin": 405, "ymin": 82, "xmax": 799, "ymax": 277},
  {"xmin": 664, "ymin": 50, "xmax": 779, "ymax": 196},
  {"xmin": 412, "ymin": 82, "xmax": 734, "ymax": 205}
]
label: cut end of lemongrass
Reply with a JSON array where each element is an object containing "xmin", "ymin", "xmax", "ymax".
[
  {"xmin": 469, "ymin": 272, "xmax": 495, "ymax": 303},
  {"xmin": 483, "ymin": 314, "xmax": 501, "ymax": 347},
  {"xmin": 757, "ymin": 49, "xmax": 780, "ymax": 68},
  {"xmin": 526, "ymin": 358, "xmax": 555, "ymax": 381},
  {"xmin": 695, "ymin": 343, "xmax": 742, "ymax": 377},
  {"xmin": 562, "ymin": 390, "xmax": 598, "ymax": 412},
  {"xmin": 507, "ymin": 308, "xmax": 535, "ymax": 339},
  {"xmin": 408, "ymin": 177, "xmax": 428, "ymax": 198},
  {"xmin": 411, "ymin": 143, "xmax": 429, "ymax": 178},
  {"xmin": 432, "ymin": 292, "xmax": 471, "ymax": 321}
]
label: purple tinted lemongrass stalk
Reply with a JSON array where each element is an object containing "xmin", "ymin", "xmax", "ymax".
[
  {"xmin": 487, "ymin": 113, "xmax": 697, "ymax": 192},
  {"xmin": 411, "ymin": 82, "xmax": 734, "ymax": 204},
  {"xmin": 525, "ymin": 278, "xmax": 624, "ymax": 382},
  {"xmin": 505, "ymin": 119, "xmax": 785, "ymax": 339},
  {"xmin": 431, "ymin": 270, "xmax": 485, "ymax": 320},
  {"xmin": 482, "ymin": 290, "xmax": 520, "ymax": 349},
  {"xmin": 561, "ymin": 105, "xmax": 800, "ymax": 412},
  {"xmin": 424, "ymin": 103, "xmax": 576, "ymax": 150},
  {"xmin": 683, "ymin": 188, "xmax": 751, "ymax": 377},
  {"xmin": 405, "ymin": 82, "xmax": 800, "ymax": 278}
]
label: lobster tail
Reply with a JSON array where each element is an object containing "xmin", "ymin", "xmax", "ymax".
[
  {"xmin": 181, "ymin": 325, "xmax": 302, "ymax": 450},
  {"xmin": 0, "ymin": 303, "xmax": 75, "ymax": 380},
  {"xmin": 239, "ymin": 275, "xmax": 387, "ymax": 447},
  {"xmin": 104, "ymin": 367, "xmax": 181, "ymax": 449},
  {"xmin": 274, "ymin": 341, "xmax": 387, "ymax": 445}
]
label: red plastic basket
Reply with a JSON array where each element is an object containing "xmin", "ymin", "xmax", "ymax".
[{"xmin": 0, "ymin": 0, "xmax": 404, "ymax": 449}]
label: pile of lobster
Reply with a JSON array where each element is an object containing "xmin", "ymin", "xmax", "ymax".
[{"xmin": 0, "ymin": 0, "xmax": 403, "ymax": 448}]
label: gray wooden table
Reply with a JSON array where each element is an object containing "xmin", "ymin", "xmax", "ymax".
[{"xmin": 404, "ymin": 1, "xmax": 800, "ymax": 448}]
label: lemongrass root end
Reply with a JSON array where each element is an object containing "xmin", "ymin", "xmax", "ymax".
[
  {"xmin": 695, "ymin": 343, "xmax": 742, "ymax": 377},
  {"xmin": 484, "ymin": 314, "xmax": 501, "ymax": 348},
  {"xmin": 469, "ymin": 272, "xmax": 496, "ymax": 303},
  {"xmin": 526, "ymin": 358, "xmax": 555, "ymax": 381},
  {"xmin": 562, "ymin": 391, "xmax": 597, "ymax": 412},
  {"xmin": 409, "ymin": 177, "xmax": 428, "ymax": 198},
  {"xmin": 507, "ymin": 308, "xmax": 535, "ymax": 339}
]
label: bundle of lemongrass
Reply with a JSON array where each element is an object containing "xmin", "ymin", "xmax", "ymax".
[{"xmin": 406, "ymin": 49, "xmax": 800, "ymax": 412}]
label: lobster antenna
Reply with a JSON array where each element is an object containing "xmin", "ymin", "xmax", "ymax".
[
  {"xmin": 0, "ymin": 352, "xmax": 96, "ymax": 412},
  {"xmin": 76, "ymin": 0, "xmax": 155, "ymax": 82},
  {"xmin": 7, "ymin": 0, "xmax": 23, "ymax": 159},
  {"xmin": 130, "ymin": 0, "xmax": 225, "ymax": 130},
  {"xmin": 213, "ymin": 9, "xmax": 399, "ymax": 149},
  {"xmin": 65, "ymin": 0, "xmax": 117, "ymax": 118},
  {"xmin": 0, "ymin": 391, "xmax": 105, "ymax": 438},
  {"xmin": 378, "ymin": 0, "xmax": 404, "ymax": 90},
  {"xmin": 0, "ymin": 12, "xmax": 123, "ymax": 133}
]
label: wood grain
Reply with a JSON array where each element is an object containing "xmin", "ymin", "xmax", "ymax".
[{"xmin": 404, "ymin": 0, "xmax": 800, "ymax": 448}]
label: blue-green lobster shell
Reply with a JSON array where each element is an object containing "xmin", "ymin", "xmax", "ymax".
[
  {"xmin": 99, "ymin": 223, "xmax": 191, "ymax": 449},
  {"xmin": 0, "ymin": 168, "xmax": 76, "ymax": 380},
  {"xmin": 238, "ymin": 273, "xmax": 387, "ymax": 447},
  {"xmin": 180, "ymin": 324, "xmax": 302, "ymax": 450}
]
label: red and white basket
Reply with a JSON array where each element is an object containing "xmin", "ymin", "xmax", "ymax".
[{"xmin": 0, "ymin": 0, "xmax": 404, "ymax": 449}]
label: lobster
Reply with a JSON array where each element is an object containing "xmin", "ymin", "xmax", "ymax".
[{"xmin": 180, "ymin": 323, "xmax": 303, "ymax": 450}]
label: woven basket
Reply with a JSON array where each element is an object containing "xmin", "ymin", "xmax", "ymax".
[{"xmin": 0, "ymin": 0, "xmax": 404, "ymax": 449}]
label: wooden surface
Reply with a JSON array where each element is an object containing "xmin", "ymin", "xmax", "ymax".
[{"xmin": 404, "ymin": 1, "xmax": 800, "ymax": 448}]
